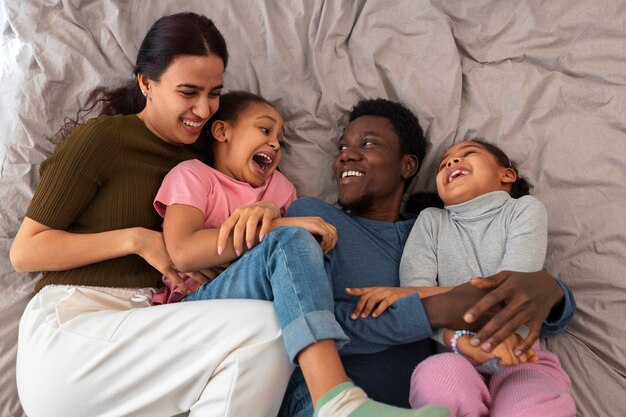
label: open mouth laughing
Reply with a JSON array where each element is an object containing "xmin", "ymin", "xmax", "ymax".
[
  {"xmin": 252, "ymin": 151, "xmax": 275, "ymax": 175},
  {"xmin": 341, "ymin": 170, "xmax": 364, "ymax": 179},
  {"xmin": 446, "ymin": 167, "xmax": 470, "ymax": 184}
]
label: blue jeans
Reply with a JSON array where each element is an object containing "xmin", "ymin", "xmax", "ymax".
[
  {"xmin": 279, "ymin": 368, "xmax": 313, "ymax": 417},
  {"xmin": 184, "ymin": 226, "xmax": 349, "ymax": 363}
]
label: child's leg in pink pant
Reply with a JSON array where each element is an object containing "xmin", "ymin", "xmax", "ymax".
[
  {"xmin": 489, "ymin": 343, "xmax": 576, "ymax": 417},
  {"xmin": 409, "ymin": 353, "xmax": 490, "ymax": 417}
]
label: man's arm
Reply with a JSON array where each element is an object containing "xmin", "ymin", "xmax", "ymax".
[
  {"xmin": 335, "ymin": 295, "xmax": 433, "ymax": 355},
  {"xmin": 457, "ymin": 270, "xmax": 571, "ymax": 354}
]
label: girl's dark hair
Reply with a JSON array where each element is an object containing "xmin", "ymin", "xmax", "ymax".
[
  {"xmin": 470, "ymin": 139, "xmax": 532, "ymax": 198},
  {"xmin": 349, "ymin": 98, "xmax": 426, "ymax": 190},
  {"xmin": 197, "ymin": 91, "xmax": 277, "ymax": 165},
  {"xmin": 56, "ymin": 12, "xmax": 228, "ymax": 141}
]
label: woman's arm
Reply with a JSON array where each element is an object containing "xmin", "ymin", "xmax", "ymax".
[{"xmin": 10, "ymin": 216, "xmax": 187, "ymax": 290}]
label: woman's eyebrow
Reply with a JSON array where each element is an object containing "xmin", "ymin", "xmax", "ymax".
[{"xmin": 175, "ymin": 83, "xmax": 224, "ymax": 90}]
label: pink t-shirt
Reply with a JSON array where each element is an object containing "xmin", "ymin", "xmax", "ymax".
[{"xmin": 152, "ymin": 159, "xmax": 297, "ymax": 304}]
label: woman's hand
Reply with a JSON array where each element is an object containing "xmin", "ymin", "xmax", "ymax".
[
  {"xmin": 134, "ymin": 228, "xmax": 191, "ymax": 295},
  {"xmin": 345, "ymin": 286, "xmax": 421, "ymax": 319},
  {"xmin": 217, "ymin": 201, "xmax": 281, "ymax": 256},
  {"xmin": 271, "ymin": 216, "xmax": 338, "ymax": 252},
  {"xmin": 463, "ymin": 270, "xmax": 564, "ymax": 355}
]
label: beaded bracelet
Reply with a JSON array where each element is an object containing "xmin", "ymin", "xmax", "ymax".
[{"xmin": 450, "ymin": 330, "xmax": 476, "ymax": 354}]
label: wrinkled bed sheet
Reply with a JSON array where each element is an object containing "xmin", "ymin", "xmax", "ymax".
[{"xmin": 1, "ymin": 1, "xmax": 624, "ymax": 416}]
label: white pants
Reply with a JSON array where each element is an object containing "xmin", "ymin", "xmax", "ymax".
[{"xmin": 17, "ymin": 285, "xmax": 293, "ymax": 417}]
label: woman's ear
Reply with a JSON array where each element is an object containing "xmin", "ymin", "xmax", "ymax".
[
  {"xmin": 137, "ymin": 73, "xmax": 151, "ymax": 97},
  {"xmin": 211, "ymin": 120, "xmax": 228, "ymax": 143},
  {"xmin": 500, "ymin": 167, "xmax": 517, "ymax": 185},
  {"xmin": 401, "ymin": 154, "xmax": 419, "ymax": 180}
]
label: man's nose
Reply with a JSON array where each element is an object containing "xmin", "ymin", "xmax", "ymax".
[{"xmin": 339, "ymin": 146, "xmax": 362, "ymax": 162}]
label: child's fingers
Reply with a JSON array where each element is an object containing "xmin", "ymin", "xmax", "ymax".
[
  {"xmin": 372, "ymin": 299, "xmax": 392, "ymax": 318},
  {"xmin": 320, "ymin": 223, "xmax": 338, "ymax": 252},
  {"xmin": 217, "ymin": 215, "xmax": 239, "ymax": 255},
  {"xmin": 527, "ymin": 349, "xmax": 540, "ymax": 363},
  {"xmin": 244, "ymin": 211, "xmax": 264, "ymax": 249},
  {"xmin": 258, "ymin": 211, "xmax": 274, "ymax": 243},
  {"xmin": 350, "ymin": 294, "xmax": 369, "ymax": 319},
  {"xmin": 345, "ymin": 287, "xmax": 371, "ymax": 296},
  {"xmin": 231, "ymin": 217, "xmax": 246, "ymax": 257},
  {"xmin": 349, "ymin": 289, "xmax": 380, "ymax": 319}
]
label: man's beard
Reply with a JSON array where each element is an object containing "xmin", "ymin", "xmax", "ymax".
[{"xmin": 338, "ymin": 191, "xmax": 375, "ymax": 214}]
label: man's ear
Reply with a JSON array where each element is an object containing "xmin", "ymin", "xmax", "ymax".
[
  {"xmin": 500, "ymin": 167, "xmax": 517, "ymax": 185},
  {"xmin": 401, "ymin": 154, "xmax": 419, "ymax": 180},
  {"xmin": 211, "ymin": 120, "xmax": 228, "ymax": 142}
]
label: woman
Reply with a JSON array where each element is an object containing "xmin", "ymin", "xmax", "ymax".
[{"xmin": 10, "ymin": 12, "xmax": 293, "ymax": 417}]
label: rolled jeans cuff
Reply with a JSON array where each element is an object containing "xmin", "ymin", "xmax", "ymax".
[{"xmin": 282, "ymin": 310, "xmax": 349, "ymax": 364}]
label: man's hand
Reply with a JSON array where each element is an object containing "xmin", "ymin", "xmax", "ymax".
[
  {"xmin": 464, "ymin": 270, "xmax": 564, "ymax": 355},
  {"xmin": 345, "ymin": 287, "xmax": 420, "ymax": 319}
]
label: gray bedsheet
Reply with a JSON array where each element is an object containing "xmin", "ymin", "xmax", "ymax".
[{"xmin": 1, "ymin": 1, "xmax": 625, "ymax": 416}]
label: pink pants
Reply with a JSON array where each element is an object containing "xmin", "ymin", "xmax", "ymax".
[{"xmin": 409, "ymin": 344, "xmax": 576, "ymax": 417}]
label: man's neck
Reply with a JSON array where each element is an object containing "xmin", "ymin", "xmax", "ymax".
[{"xmin": 354, "ymin": 205, "xmax": 402, "ymax": 223}]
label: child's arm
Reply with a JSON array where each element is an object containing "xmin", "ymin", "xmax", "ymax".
[
  {"xmin": 163, "ymin": 203, "xmax": 247, "ymax": 272},
  {"xmin": 345, "ymin": 286, "xmax": 453, "ymax": 319}
]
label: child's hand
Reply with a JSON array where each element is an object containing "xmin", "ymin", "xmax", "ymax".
[
  {"xmin": 449, "ymin": 330, "xmax": 538, "ymax": 365},
  {"xmin": 217, "ymin": 201, "xmax": 281, "ymax": 255},
  {"xmin": 490, "ymin": 333, "xmax": 539, "ymax": 365},
  {"xmin": 345, "ymin": 287, "xmax": 421, "ymax": 319},
  {"xmin": 271, "ymin": 216, "xmax": 338, "ymax": 252}
]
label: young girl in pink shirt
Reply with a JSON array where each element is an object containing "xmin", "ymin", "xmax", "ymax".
[{"xmin": 152, "ymin": 91, "xmax": 301, "ymax": 304}]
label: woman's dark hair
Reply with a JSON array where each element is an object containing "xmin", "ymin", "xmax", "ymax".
[
  {"xmin": 197, "ymin": 91, "xmax": 277, "ymax": 165},
  {"xmin": 469, "ymin": 139, "xmax": 532, "ymax": 198},
  {"xmin": 349, "ymin": 98, "xmax": 426, "ymax": 190},
  {"xmin": 56, "ymin": 12, "xmax": 228, "ymax": 141}
]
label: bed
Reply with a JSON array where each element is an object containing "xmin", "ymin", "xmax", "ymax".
[{"xmin": 1, "ymin": 1, "xmax": 624, "ymax": 416}]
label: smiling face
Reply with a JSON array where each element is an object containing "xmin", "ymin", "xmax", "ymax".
[
  {"xmin": 436, "ymin": 141, "xmax": 517, "ymax": 206},
  {"xmin": 137, "ymin": 54, "xmax": 225, "ymax": 146},
  {"xmin": 332, "ymin": 115, "xmax": 417, "ymax": 220},
  {"xmin": 212, "ymin": 102, "xmax": 284, "ymax": 188}
]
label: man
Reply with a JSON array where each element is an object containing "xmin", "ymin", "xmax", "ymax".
[{"xmin": 280, "ymin": 98, "xmax": 574, "ymax": 415}]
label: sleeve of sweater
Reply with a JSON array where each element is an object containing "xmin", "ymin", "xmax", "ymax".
[
  {"xmin": 25, "ymin": 117, "xmax": 118, "ymax": 229},
  {"xmin": 542, "ymin": 277, "xmax": 576, "ymax": 337},
  {"xmin": 334, "ymin": 296, "xmax": 433, "ymax": 355}
]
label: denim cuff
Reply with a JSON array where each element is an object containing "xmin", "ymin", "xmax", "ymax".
[{"xmin": 282, "ymin": 310, "xmax": 350, "ymax": 364}]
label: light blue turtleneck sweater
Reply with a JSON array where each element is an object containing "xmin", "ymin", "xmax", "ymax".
[{"xmin": 399, "ymin": 190, "xmax": 548, "ymax": 344}]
